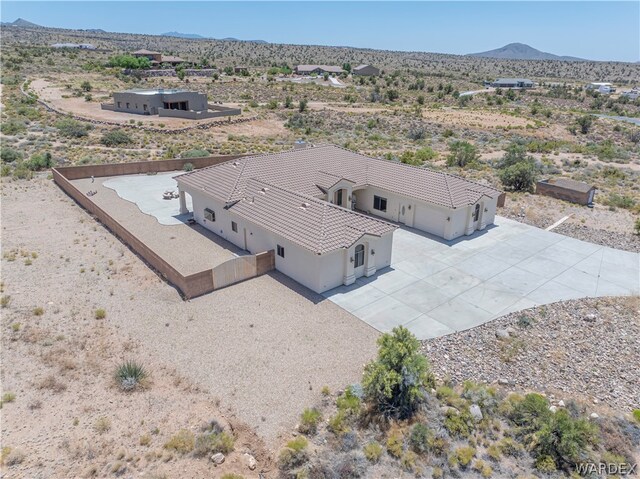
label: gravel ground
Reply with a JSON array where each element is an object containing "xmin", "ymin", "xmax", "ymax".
[
  {"xmin": 2, "ymin": 177, "xmax": 379, "ymax": 447},
  {"xmin": 423, "ymin": 296, "xmax": 640, "ymax": 412},
  {"xmin": 553, "ymin": 222, "xmax": 640, "ymax": 253}
]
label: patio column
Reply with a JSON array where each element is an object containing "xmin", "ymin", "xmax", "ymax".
[{"xmin": 179, "ymin": 190, "xmax": 188, "ymax": 215}]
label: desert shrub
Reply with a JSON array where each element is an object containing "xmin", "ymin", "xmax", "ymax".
[
  {"xmin": 409, "ymin": 423, "xmax": 431, "ymax": 454},
  {"xmin": 633, "ymin": 410, "xmax": 640, "ymax": 423},
  {"xmin": 415, "ymin": 146, "xmax": 437, "ymax": 162},
  {"xmin": 446, "ymin": 141, "xmax": 480, "ymax": 168},
  {"xmin": 181, "ymin": 148, "xmax": 209, "ymax": 158},
  {"xmin": 193, "ymin": 430, "xmax": 234, "ymax": 456},
  {"xmin": 1, "ymin": 120, "xmax": 26, "ymax": 135},
  {"xmin": 473, "ymin": 459, "xmax": 493, "ymax": 478},
  {"xmin": 508, "ymin": 393, "xmax": 551, "ymax": 435},
  {"xmin": 183, "ymin": 162, "xmax": 194, "ymax": 172},
  {"xmin": 220, "ymin": 475, "xmax": 245, "ymax": 479},
  {"xmin": 576, "ymin": 115, "xmax": 594, "ymax": 134},
  {"xmin": 444, "ymin": 407, "xmax": 475, "ymax": 438},
  {"xmin": 328, "ymin": 410, "xmax": 348, "ymax": 434},
  {"xmin": 298, "ymin": 99, "xmax": 308, "ymax": 112},
  {"xmin": 486, "ymin": 444, "xmax": 501, "ymax": 461},
  {"xmin": 94, "ymin": 417, "xmax": 111, "ymax": 434},
  {"xmin": 337, "ymin": 386, "xmax": 362, "ymax": 416},
  {"xmin": 497, "ymin": 437, "xmax": 524, "ymax": 457},
  {"xmin": 278, "ymin": 437, "xmax": 308, "ymax": 470},
  {"xmin": 94, "ymin": 308, "xmax": 106, "ymax": 319},
  {"xmin": 605, "ymin": 193, "xmax": 636, "ymax": 210},
  {"xmin": 101, "ymin": 130, "xmax": 131, "ymax": 147},
  {"xmin": 1, "ymin": 392, "xmax": 16, "ymax": 405},
  {"xmin": 33, "ymin": 307, "xmax": 44, "ymax": 316},
  {"xmin": 25, "ymin": 152, "xmax": 53, "ymax": 171},
  {"xmin": 164, "ymin": 429, "xmax": 195, "ymax": 454},
  {"xmin": 407, "ymin": 126, "xmax": 425, "ymax": 140},
  {"xmin": 497, "ymin": 143, "xmax": 538, "ymax": 192},
  {"xmin": 449, "ymin": 446, "xmax": 475, "ymax": 468},
  {"xmin": 400, "ymin": 450, "xmax": 419, "ymax": 472},
  {"xmin": 115, "ymin": 360, "xmax": 147, "ymax": 391},
  {"xmin": 535, "ymin": 454, "xmax": 556, "ymax": 472},
  {"xmin": 363, "ymin": 441, "xmax": 383, "ymax": 463},
  {"xmin": 107, "ymin": 55, "xmax": 150, "ymax": 69},
  {"xmin": 363, "ymin": 326, "xmax": 434, "ymax": 419},
  {"xmin": 299, "ymin": 408, "xmax": 322, "ymax": 435},
  {"xmin": 427, "ymin": 432, "xmax": 450, "ymax": 456},
  {"xmin": 1, "ymin": 295, "xmax": 12, "ymax": 308},
  {"xmin": 56, "ymin": 118, "xmax": 90, "ymax": 138},
  {"xmin": 534, "ymin": 409, "xmax": 598, "ymax": 471},
  {"xmin": 3, "ymin": 448, "xmax": 25, "ymax": 466},
  {"xmin": 1, "ymin": 147, "xmax": 23, "ymax": 163},
  {"xmin": 386, "ymin": 429, "xmax": 404, "ymax": 458},
  {"xmin": 461, "ymin": 381, "xmax": 499, "ymax": 414}
]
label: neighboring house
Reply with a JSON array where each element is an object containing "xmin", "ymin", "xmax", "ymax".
[
  {"xmin": 131, "ymin": 49, "xmax": 186, "ymax": 66},
  {"xmin": 101, "ymin": 88, "xmax": 241, "ymax": 119},
  {"xmin": 51, "ymin": 43, "xmax": 96, "ymax": 49},
  {"xmin": 175, "ymin": 145, "xmax": 502, "ymax": 293},
  {"xmin": 536, "ymin": 178, "xmax": 596, "ymax": 206},
  {"xmin": 352, "ymin": 64, "xmax": 380, "ymax": 76},
  {"xmin": 586, "ymin": 82, "xmax": 615, "ymax": 94},
  {"xmin": 294, "ymin": 65, "xmax": 345, "ymax": 75},
  {"xmin": 621, "ymin": 87, "xmax": 639, "ymax": 100},
  {"xmin": 234, "ymin": 66, "xmax": 248, "ymax": 74},
  {"xmin": 489, "ymin": 78, "xmax": 534, "ymax": 88}
]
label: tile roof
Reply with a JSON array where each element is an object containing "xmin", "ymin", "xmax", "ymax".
[
  {"xmin": 132, "ymin": 49, "xmax": 161, "ymax": 55},
  {"xmin": 229, "ymin": 179, "xmax": 397, "ymax": 254},
  {"xmin": 295, "ymin": 65, "xmax": 344, "ymax": 73}
]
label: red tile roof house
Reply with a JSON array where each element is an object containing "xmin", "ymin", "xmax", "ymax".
[{"xmin": 175, "ymin": 145, "xmax": 502, "ymax": 293}]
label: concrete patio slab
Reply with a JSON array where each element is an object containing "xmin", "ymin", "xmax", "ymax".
[{"xmin": 323, "ymin": 216, "xmax": 639, "ymax": 339}]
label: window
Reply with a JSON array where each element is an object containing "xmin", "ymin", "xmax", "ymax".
[
  {"xmin": 204, "ymin": 208, "xmax": 215, "ymax": 222},
  {"xmin": 373, "ymin": 195, "xmax": 387, "ymax": 212},
  {"xmin": 354, "ymin": 244, "xmax": 365, "ymax": 268},
  {"xmin": 117, "ymin": 102, "xmax": 121, "ymax": 108},
  {"xmin": 473, "ymin": 204, "xmax": 480, "ymax": 222},
  {"xmin": 143, "ymin": 104, "xmax": 148, "ymax": 111},
  {"xmin": 335, "ymin": 189, "xmax": 343, "ymax": 206},
  {"xmin": 277, "ymin": 245, "xmax": 285, "ymax": 258},
  {"xmin": 231, "ymin": 221, "xmax": 238, "ymax": 233},
  {"xmin": 126, "ymin": 103, "xmax": 130, "ymax": 109}
]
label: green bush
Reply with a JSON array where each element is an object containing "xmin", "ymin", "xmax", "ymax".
[
  {"xmin": 446, "ymin": 141, "xmax": 480, "ymax": 168},
  {"xmin": 115, "ymin": 360, "xmax": 147, "ymax": 391},
  {"xmin": 363, "ymin": 441, "xmax": 383, "ymax": 463},
  {"xmin": 0, "ymin": 120, "xmax": 26, "ymax": 135},
  {"xmin": 509, "ymin": 393, "xmax": 551, "ymax": 434},
  {"xmin": 26, "ymin": 152, "xmax": 53, "ymax": 171},
  {"xmin": 94, "ymin": 308, "xmax": 106, "ymax": 319},
  {"xmin": 633, "ymin": 409, "xmax": 640, "ymax": 423},
  {"xmin": 164, "ymin": 429, "xmax": 195, "ymax": 454},
  {"xmin": 182, "ymin": 149, "xmax": 209, "ymax": 158},
  {"xmin": 56, "ymin": 118, "xmax": 90, "ymax": 138},
  {"xmin": 299, "ymin": 408, "xmax": 322, "ymax": 435},
  {"xmin": 576, "ymin": 115, "xmax": 594, "ymax": 134},
  {"xmin": 1, "ymin": 147, "xmax": 23, "ymax": 163},
  {"xmin": 499, "ymin": 161, "xmax": 537, "ymax": 192},
  {"xmin": 386, "ymin": 429, "xmax": 404, "ymax": 458},
  {"xmin": 449, "ymin": 446, "xmax": 475, "ymax": 468},
  {"xmin": 101, "ymin": 130, "xmax": 131, "ymax": 147},
  {"xmin": 278, "ymin": 437, "xmax": 308, "ymax": 470},
  {"xmin": 444, "ymin": 407, "xmax": 475, "ymax": 438},
  {"xmin": 336, "ymin": 386, "xmax": 361, "ymax": 415},
  {"xmin": 409, "ymin": 423, "xmax": 431, "ymax": 454},
  {"xmin": 107, "ymin": 55, "xmax": 150, "ymax": 69},
  {"xmin": 363, "ymin": 326, "xmax": 434, "ymax": 419},
  {"xmin": 535, "ymin": 454, "xmax": 556, "ymax": 472},
  {"xmin": 605, "ymin": 193, "xmax": 636, "ymax": 210},
  {"xmin": 193, "ymin": 430, "xmax": 234, "ymax": 456}
]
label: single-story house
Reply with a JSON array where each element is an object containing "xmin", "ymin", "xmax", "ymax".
[
  {"xmin": 175, "ymin": 145, "xmax": 502, "ymax": 293},
  {"xmin": 294, "ymin": 65, "xmax": 345, "ymax": 75},
  {"xmin": 101, "ymin": 88, "xmax": 241, "ymax": 119},
  {"xmin": 586, "ymin": 82, "xmax": 615, "ymax": 94},
  {"xmin": 536, "ymin": 178, "xmax": 596, "ymax": 205},
  {"xmin": 489, "ymin": 78, "xmax": 534, "ymax": 88},
  {"xmin": 234, "ymin": 66, "xmax": 248, "ymax": 74},
  {"xmin": 352, "ymin": 64, "xmax": 380, "ymax": 76},
  {"xmin": 131, "ymin": 49, "xmax": 185, "ymax": 65},
  {"xmin": 621, "ymin": 87, "xmax": 640, "ymax": 100}
]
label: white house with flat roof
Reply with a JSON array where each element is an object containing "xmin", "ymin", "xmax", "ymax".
[{"xmin": 175, "ymin": 145, "xmax": 502, "ymax": 293}]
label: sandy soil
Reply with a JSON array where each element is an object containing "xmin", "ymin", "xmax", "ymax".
[
  {"xmin": 422, "ymin": 107, "xmax": 535, "ymax": 129},
  {"xmin": 1, "ymin": 177, "xmax": 380, "ymax": 477},
  {"xmin": 29, "ymin": 79, "xmax": 249, "ymax": 128}
]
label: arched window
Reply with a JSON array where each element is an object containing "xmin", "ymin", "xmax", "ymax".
[
  {"xmin": 354, "ymin": 244, "xmax": 365, "ymax": 268},
  {"xmin": 473, "ymin": 204, "xmax": 480, "ymax": 222}
]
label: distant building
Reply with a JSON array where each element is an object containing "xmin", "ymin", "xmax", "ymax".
[
  {"xmin": 352, "ymin": 64, "xmax": 380, "ymax": 76},
  {"xmin": 234, "ymin": 66, "xmax": 248, "ymax": 74},
  {"xmin": 51, "ymin": 43, "xmax": 96, "ymax": 50},
  {"xmin": 294, "ymin": 65, "xmax": 345, "ymax": 75},
  {"xmin": 131, "ymin": 49, "xmax": 186, "ymax": 66},
  {"xmin": 621, "ymin": 87, "xmax": 639, "ymax": 100},
  {"xmin": 101, "ymin": 88, "xmax": 241, "ymax": 120},
  {"xmin": 489, "ymin": 78, "xmax": 534, "ymax": 89},
  {"xmin": 586, "ymin": 82, "xmax": 615, "ymax": 94},
  {"xmin": 536, "ymin": 178, "xmax": 596, "ymax": 206}
]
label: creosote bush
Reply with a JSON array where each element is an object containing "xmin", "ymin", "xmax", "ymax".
[
  {"xmin": 115, "ymin": 360, "xmax": 147, "ymax": 391},
  {"xmin": 363, "ymin": 441, "xmax": 382, "ymax": 463},
  {"xmin": 299, "ymin": 408, "xmax": 322, "ymax": 435},
  {"xmin": 94, "ymin": 308, "xmax": 106, "ymax": 319}
]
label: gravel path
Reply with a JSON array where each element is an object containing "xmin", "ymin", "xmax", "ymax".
[
  {"xmin": 553, "ymin": 222, "xmax": 640, "ymax": 253},
  {"xmin": 423, "ymin": 296, "xmax": 640, "ymax": 412}
]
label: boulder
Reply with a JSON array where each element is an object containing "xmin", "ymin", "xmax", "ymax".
[
  {"xmin": 211, "ymin": 453, "xmax": 225, "ymax": 465},
  {"xmin": 243, "ymin": 453, "xmax": 257, "ymax": 471},
  {"xmin": 469, "ymin": 404, "xmax": 483, "ymax": 422},
  {"xmin": 495, "ymin": 329, "xmax": 510, "ymax": 340}
]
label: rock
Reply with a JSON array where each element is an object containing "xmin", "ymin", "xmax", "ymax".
[
  {"xmin": 469, "ymin": 404, "xmax": 483, "ymax": 422},
  {"xmin": 549, "ymin": 405, "xmax": 558, "ymax": 413},
  {"xmin": 440, "ymin": 406, "xmax": 459, "ymax": 416},
  {"xmin": 558, "ymin": 400, "xmax": 565, "ymax": 407},
  {"xmin": 495, "ymin": 329, "xmax": 510, "ymax": 339},
  {"xmin": 498, "ymin": 378, "xmax": 510, "ymax": 386},
  {"xmin": 590, "ymin": 413, "xmax": 600, "ymax": 419},
  {"xmin": 243, "ymin": 453, "xmax": 257, "ymax": 470},
  {"xmin": 506, "ymin": 327, "xmax": 517, "ymax": 337},
  {"xmin": 211, "ymin": 453, "xmax": 225, "ymax": 465},
  {"xmin": 584, "ymin": 313, "xmax": 597, "ymax": 322}
]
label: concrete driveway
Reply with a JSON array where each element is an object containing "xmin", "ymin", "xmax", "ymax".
[{"xmin": 323, "ymin": 217, "xmax": 639, "ymax": 339}]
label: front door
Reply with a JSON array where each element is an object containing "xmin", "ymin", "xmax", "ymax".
[
  {"xmin": 398, "ymin": 204, "xmax": 407, "ymax": 224},
  {"xmin": 354, "ymin": 244, "xmax": 365, "ymax": 278}
]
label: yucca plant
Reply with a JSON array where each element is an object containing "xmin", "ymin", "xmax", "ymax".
[{"xmin": 115, "ymin": 360, "xmax": 147, "ymax": 391}]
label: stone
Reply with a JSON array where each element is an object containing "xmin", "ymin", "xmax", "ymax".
[
  {"xmin": 495, "ymin": 329, "xmax": 510, "ymax": 339},
  {"xmin": 549, "ymin": 405, "xmax": 558, "ymax": 413},
  {"xmin": 211, "ymin": 453, "xmax": 225, "ymax": 465},
  {"xmin": 584, "ymin": 313, "xmax": 597, "ymax": 322},
  {"xmin": 498, "ymin": 378, "xmax": 509, "ymax": 385},
  {"xmin": 243, "ymin": 453, "xmax": 257, "ymax": 470},
  {"xmin": 590, "ymin": 413, "xmax": 600, "ymax": 419},
  {"xmin": 469, "ymin": 404, "xmax": 483, "ymax": 422},
  {"xmin": 558, "ymin": 400, "xmax": 565, "ymax": 407}
]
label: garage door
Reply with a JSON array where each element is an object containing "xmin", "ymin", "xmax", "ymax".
[{"xmin": 413, "ymin": 204, "xmax": 446, "ymax": 237}]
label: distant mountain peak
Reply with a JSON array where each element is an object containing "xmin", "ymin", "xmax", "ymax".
[
  {"xmin": 468, "ymin": 42, "xmax": 587, "ymax": 61},
  {"xmin": 162, "ymin": 31, "xmax": 206, "ymax": 39},
  {"xmin": 3, "ymin": 18, "xmax": 42, "ymax": 28}
]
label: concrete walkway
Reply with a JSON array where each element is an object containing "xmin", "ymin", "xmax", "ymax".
[{"xmin": 323, "ymin": 217, "xmax": 639, "ymax": 339}]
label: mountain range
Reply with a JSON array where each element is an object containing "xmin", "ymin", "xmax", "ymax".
[
  {"xmin": 161, "ymin": 31, "xmax": 267, "ymax": 43},
  {"xmin": 468, "ymin": 42, "xmax": 587, "ymax": 61}
]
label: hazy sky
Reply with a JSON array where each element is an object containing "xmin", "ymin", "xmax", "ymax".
[{"xmin": 2, "ymin": 1, "xmax": 639, "ymax": 62}]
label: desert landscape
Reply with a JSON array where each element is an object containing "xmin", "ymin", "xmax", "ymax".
[{"xmin": 1, "ymin": 10, "xmax": 639, "ymax": 479}]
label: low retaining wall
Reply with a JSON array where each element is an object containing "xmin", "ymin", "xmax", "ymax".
[
  {"xmin": 52, "ymin": 157, "xmax": 274, "ymax": 298},
  {"xmin": 535, "ymin": 181, "xmax": 592, "ymax": 205}
]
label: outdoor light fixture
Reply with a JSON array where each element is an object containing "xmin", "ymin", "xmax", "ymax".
[
  {"xmin": 350, "ymin": 257, "xmax": 354, "ymax": 263},
  {"xmin": 447, "ymin": 216, "xmax": 451, "ymax": 221},
  {"xmin": 371, "ymin": 249, "xmax": 376, "ymax": 255},
  {"xmin": 408, "ymin": 205, "xmax": 411, "ymax": 210}
]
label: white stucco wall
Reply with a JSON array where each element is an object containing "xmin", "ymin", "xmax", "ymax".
[{"xmin": 183, "ymin": 186, "xmax": 394, "ymax": 294}]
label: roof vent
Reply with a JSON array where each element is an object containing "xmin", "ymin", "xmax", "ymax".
[
  {"xmin": 232, "ymin": 161, "xmax": 239, "ymax": 167},
  {"xmin": 300, "ymin": 202, "xmax": 310, "ymax": 210},
  {"xmin": 260, "ymin": 187, "xmax": 269, "ymax": 194}
]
